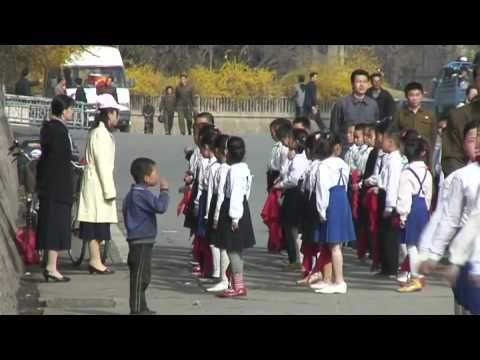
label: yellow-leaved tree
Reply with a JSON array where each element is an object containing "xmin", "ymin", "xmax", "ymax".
[
  {"xmin": 280, "ymin": 49, "xmax": 384, "ymax": 101},
  {"xmin": 126, "ymin": 64, "xmax": 179, "ymax": 96}
]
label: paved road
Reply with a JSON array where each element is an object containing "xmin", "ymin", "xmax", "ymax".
[{"xmin": 13, "ymin": 125, "xmax": 454, "ymax": 315}]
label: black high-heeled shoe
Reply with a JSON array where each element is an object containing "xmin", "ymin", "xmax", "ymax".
[
  {"xmin": 43, "ymin": 270, "xmax": 71, "ymax": 283},
  {"xmin": 88, "ymin": 265, "xmax": 115, "ymax": 275}
]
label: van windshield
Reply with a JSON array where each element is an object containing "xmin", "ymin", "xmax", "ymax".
[{"xmin": 64, "ymin": 66, "xmax": 126, "ymax": 89}]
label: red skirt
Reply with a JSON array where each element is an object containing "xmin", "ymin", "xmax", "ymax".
[{"xmin": 261, "ymin": 190, "xmax": 285, "ymax": 252}]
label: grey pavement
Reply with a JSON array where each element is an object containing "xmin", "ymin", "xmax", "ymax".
[{"xmin": 13, "ymin": 124, "xmax": 453, "ymax": 315}]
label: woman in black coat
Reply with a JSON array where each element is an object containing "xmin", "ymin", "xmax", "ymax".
[{"xmin": 36, "ymin": 95, "xmax": 75, "ymax": 282}]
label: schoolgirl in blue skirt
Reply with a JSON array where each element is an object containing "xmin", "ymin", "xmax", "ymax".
[
  {"xmin": 396, "ymin": 136, "xmax": 432, "ymax": 293},
  {"xmin": 313, "ymin": 134, "xmax": 356, "ymax": 294}
]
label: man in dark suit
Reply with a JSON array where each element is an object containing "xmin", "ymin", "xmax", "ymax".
[{"xmin": 14, "ymin": 68, "xmax": 39, "ymax": 97}]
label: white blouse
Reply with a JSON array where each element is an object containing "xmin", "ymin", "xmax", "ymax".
[
  {"xmin": 194, "ymin": 156, "xmax": 217, "ymax": 209},
  {"xmin": 364, "ymin": 149, "xmax": 386, "ymax": 187},
  {"xmin": 269, "ymin": 141, "xmax": 290, "ymax": 172},
  {"xmin": 302, "ymin": 159, "xmax": 321, "ymax": 197},
  {"xmin": 225, "ymin": 162, "xmax": 253, "ymax": 223},
  {"xmin": 378, "ymin": 150, "xmax": 404, "ymax": 212},
  {"xmin": 344, "ymin": 144, "xmax": 358, "ymax": 171},
  {"xmin": 281, "ymin": 151, "xmax": 309, "ymax": 190},
  {"xmin": 396, "ymin": 161, "xmax": 433, "ymax": 223},
  {"xmin": 315, "ymin": 156, "xmax": 350, "ymax": 220},
  {"xmin": 205, "ymin": 161, "xmax": 221, "ymax": 220},
  {"xmin": 426, "ymin": 163, "xmax": 480, "ymax": 264},
  {"xmin": 189, "ymin": 146, "xmax": 201, "ymax": 175},
  {"xmin": 353, "ymin": 145, "xmax": 373, "ymax": 174},
  {"xmin": 213, "ymin": 163, "xmax": 231, "ymax": 223}
]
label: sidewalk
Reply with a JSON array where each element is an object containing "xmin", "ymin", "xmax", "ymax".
[{"xmin": 28, "ymin": 232, "xmax": 454, "ymax": 315}]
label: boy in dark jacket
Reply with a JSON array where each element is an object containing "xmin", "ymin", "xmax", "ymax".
[{"xmin": 123, "ymin": 157, "xmax": 170, "ymax": 315}]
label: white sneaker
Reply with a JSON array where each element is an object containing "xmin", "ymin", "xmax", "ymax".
[
  {"xmin": 206, "ymin": 280, "xmax": 229, "ymax": 292},
  {"xmin": 310, "ymin": 281, "xmax": 331, "ymax": 290},
  {"xmin": 396, "ymin": 272, "xmax": 410, "ymax": 284},
  {"xmin": 315, "ymin": 282, "xmax": 347, "ymax": 294}
]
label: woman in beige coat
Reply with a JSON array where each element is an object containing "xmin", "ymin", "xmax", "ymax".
[{"xmin": 77, "ymin": 94, "xmax": 128, "ymax": 274}]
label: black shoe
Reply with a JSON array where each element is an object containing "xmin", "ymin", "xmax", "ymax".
[
  {"xmin": 43, "ymin": 270, "xmax": 71, "ymax": 283},
  {"xmin": 88, "ymin": 265, "xmax": 115, "ymax": 275}
]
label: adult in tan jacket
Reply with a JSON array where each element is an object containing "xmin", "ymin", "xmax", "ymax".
[{"xmin": 77, "ymin": 94, "xmax": 128, "ymax": 274}]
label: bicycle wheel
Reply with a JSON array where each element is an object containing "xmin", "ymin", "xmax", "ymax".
[{"xmin": 68, "ymin": 239, "xmax": 88, "ymax": 267}]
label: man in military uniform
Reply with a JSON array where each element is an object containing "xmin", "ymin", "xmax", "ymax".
[
  {"xmin": 142, "ymin": 99, "xmax": 155, "ymax": 135},
  {"xmin": 175, "ymin": 73, "xmax": 196, "ymax": 136},
  {"xmin": 391, "ymin": 82, "xmax": 437, "ymax": 152}
]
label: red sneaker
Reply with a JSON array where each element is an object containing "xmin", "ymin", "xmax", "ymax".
[{"xmin": 216, "ymin": 288, "xmax": 248, "ymax": 298}]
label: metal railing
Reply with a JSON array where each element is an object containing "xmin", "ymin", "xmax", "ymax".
[
  {"xmin": 5, "ymin": 94, "xmax": 96, "ymax": 130},
  {"xmin": 130, "ymin": 94, "xmax": 336, "ymax": 116}
]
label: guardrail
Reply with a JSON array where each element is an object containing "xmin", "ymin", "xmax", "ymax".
[
  {"xmin": 130, "ymin": 94, "xmax": 336, "ymax": 116},
  {"xmin": 5, "ymin": 94, "xmax": 96, "ymax": 130}
]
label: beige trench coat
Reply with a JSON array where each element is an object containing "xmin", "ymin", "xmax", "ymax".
[{"xmin": 77, "ymin": 122, "xmax": 118, "ymax": 223}]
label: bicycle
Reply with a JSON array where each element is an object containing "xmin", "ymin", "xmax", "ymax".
[{"xmin": 9, "ymin": 139, "xmax": 42, "ymax": 266}]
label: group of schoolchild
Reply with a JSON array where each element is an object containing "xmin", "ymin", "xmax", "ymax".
[
  {"xmin": 180, "ymin": 112, "xmax": 256, "ymax": 298},
  {"xmin": 263, "ymin": 113, "xmax": 439, "ymax": 295}
]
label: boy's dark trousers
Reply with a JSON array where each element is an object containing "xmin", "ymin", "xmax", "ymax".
[
  {"xmin": 128, "ymin": 242, "xmax": 154, "ymax": 314},
  {"xmin": 377, "ymin": 190, "xmax": 399, "ymax": 276}
]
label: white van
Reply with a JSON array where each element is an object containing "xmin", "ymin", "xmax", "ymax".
[{"xmin": 47, "ymin": 46, "xmax": 133, "ymax": 132}]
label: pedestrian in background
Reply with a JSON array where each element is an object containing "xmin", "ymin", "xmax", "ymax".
[
  {"xmin": 159, "ymin": 86, "xmax": 176, "ymax": 135},
  {"xmin": 330, "ymin": 69, "xmax": 379, "ymax": 154},
  {"xmin": 15, "ymin": 67, "xmax": 39, "ymax": 96},
  {"xmin": 142, "ymin": 98, "xmax": 155, "ymax": 135},
  {"xmin": 36, "ymin": 95, "xmax": 76, "ymax": 282},
  {"xmin": 74, "ymin": 78, "xmax": 88, "ymax": 103},
  {"xmin": 176, "ymin": 73, "xmax": 196, "ymax": 136},
  {"xmin": 304, "ymin": 72, "xmax": 319, "ymax": 122},
  {"xmin": 366, "ymin": 72, "xmax": 395, "ymax": 123},
  {"xmin": 292, "ymin": 75, "xmax": 306, "ymax": 118},
  {"xmin": 77, "ymin": 94, "xmax": 128, "ymax": 275},
  {"xmin": 54, "ymin": 78, "xmax": 67, "ymax": 96}
]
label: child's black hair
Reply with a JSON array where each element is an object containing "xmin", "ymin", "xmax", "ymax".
[
  {"xmin": 404, "ymin": 136, "xmax": 430, "ymax": 163},
  {"xmin": 197, "ymin": 123, "xmax": 215, "ymax": 143},
  {"xmin": 276, "ymin": 122, "xmax": 294, "ymax": 141},
  {"xmin": 292, "ymin": 128, "xmax": 308, "ymax": 153},
  {"xmin": 293, "ymin": 116, "xmax": 311, "ymax": 131},
  {"xmin": 463, "ymin": 119, "xmax": 480, "ymax": 139},
  {"xmin": 384, "ymin": 128, "xmax": 402, "ymax": 148},
  {"xmin": 200, "ymin": 127, "xmax": 220, "ymax": 149},
  {"xmin": 306, "ymin": 132, "xmax": 321, "ymax": 159},
  {"xmin": 354, "ymin": 123, "xmax": 368, "ymax": 134},
  {"xmin": 195, "ymin": 112, "xmax": 215, "ymax": 126},
  {"xmin": 317, "ymin": 135, "xmax": 332, "ymax": 160},
  {"xmin": 404, "ymin": 82, "xmax": 424, "ymax": 97},
  {"xmin": 326, "ymin": 133, "xmax": 342, "ymax": 155},
  {"xmin": 400, "ymin": 128, "xmax": 420, "ymax": 144},
  {"xmin": 130, "ymin": 157, "xmax": 156, "ymax": 184},
  {"xmin": 214, "ymin": 134, "xmax": 230, "ymax": 154},
  {"xmin": 365, "ymin": 123, "xmax": 376, "ymax": 134},
  {"xmin": 270, "ymin": 117, "xmax": 291, "ymax": 131},
  {"xmin": 375, "ymin": 120, "xmax": 389, "ymax": 135},
  {"xmin": 227, "ymin": 136, "xmax": 246, "ymax": 164}
]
